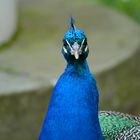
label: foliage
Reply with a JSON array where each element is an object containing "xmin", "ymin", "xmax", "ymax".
[{"xmin": 97, "ymin": 0, "xmax": 140, "ymax": 24}]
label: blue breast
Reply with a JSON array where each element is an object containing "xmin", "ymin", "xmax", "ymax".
[{"xmin": 39, "ymin": 61, "xmax": 104, "ymax": 140}]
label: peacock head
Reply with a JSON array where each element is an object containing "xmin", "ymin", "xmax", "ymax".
[{"xmin": 62, "ymin": 17, "xmax": 89, "ymax": 63}]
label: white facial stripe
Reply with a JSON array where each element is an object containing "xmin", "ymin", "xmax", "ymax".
[
  {"xmin": 81, "ymin": 39, "xmax": 85, "ymax": 47},
  {"xmin": 79, "ymin": 38, "xmax": 86, "ymax": 52},
  {"xmin": 66, "ymin": 39, "xmax": 71, "ymax": 47},
  {"xmin": 63, "ymin": 46, "xmax": 67, "ymax": 53},
  {"xmin": 66, "ymin": 40, "xmax": 73, "ymax": 51},
  {"xmin": 84, "ymin": 46, "xmax": 88, "ymax": 52}
]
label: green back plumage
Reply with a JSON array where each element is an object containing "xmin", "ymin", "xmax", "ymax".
[{"xmin": 99, "ymin": 111, "xmax": 140, "ymax": 140}]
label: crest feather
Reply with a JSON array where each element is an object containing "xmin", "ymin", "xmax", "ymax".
[{"xmin": 69, "ymin": 16, "xmax": 76, "ymax": 30}]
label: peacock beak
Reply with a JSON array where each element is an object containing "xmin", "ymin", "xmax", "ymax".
[
  {"xmin": 74, "ymin": 51, "xmax": 79, "ymax": 59},
  {"xmin": 71, "ymin": 42, "xmax": 81, "ymax": 59}
]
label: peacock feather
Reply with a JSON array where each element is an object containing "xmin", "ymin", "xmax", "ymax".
[
  {"xmin": 39, "ymin": 17, "xmax": 140, "ymax": 140},
  {"xmin": 99, "ymin": 111, "xmax": 140, "ymax": 139}
]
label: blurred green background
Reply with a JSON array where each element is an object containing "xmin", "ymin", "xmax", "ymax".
[
  {"xmin": 98, "ymin": 0, "xmax": 140, "ymax": 24},
  {"xmin": 0, "ymin": 0, "xmax": 140, "ymax": 139}
]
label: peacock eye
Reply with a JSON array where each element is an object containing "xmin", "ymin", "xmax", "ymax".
[
  {"xmin": 81, "ymin": 38, "xmax": 87, "ymax": 47},
  {"xmin": 63, "ymin": 39, "xmax": 67, "ymax": 46},
  {"xmin": 83, "ymin": 38, "xmax": 87, "ymax": 46}
]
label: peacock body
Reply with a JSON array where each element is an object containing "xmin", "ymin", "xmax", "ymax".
[{"xmin": 39, "ymin": 17, "xmax": 140, "ymax": 140}]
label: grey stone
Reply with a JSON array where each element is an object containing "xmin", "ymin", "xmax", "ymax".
[{"xmin": 0, "ymin": 3, "xmax": 140, "ymax": 95}]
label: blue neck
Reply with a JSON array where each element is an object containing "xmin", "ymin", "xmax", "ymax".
[
  {"xmin": 65, "ymin": 60, "xmax": 91, "ymax": 76},
  {"xmin": 40, "ymin": 60, "xmax": 104, "ymax": 140}
]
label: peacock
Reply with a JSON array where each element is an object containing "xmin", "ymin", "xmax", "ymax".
[{"xmin": 39, "ymin": 17, "xmax": 140, "ymax": 140}]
